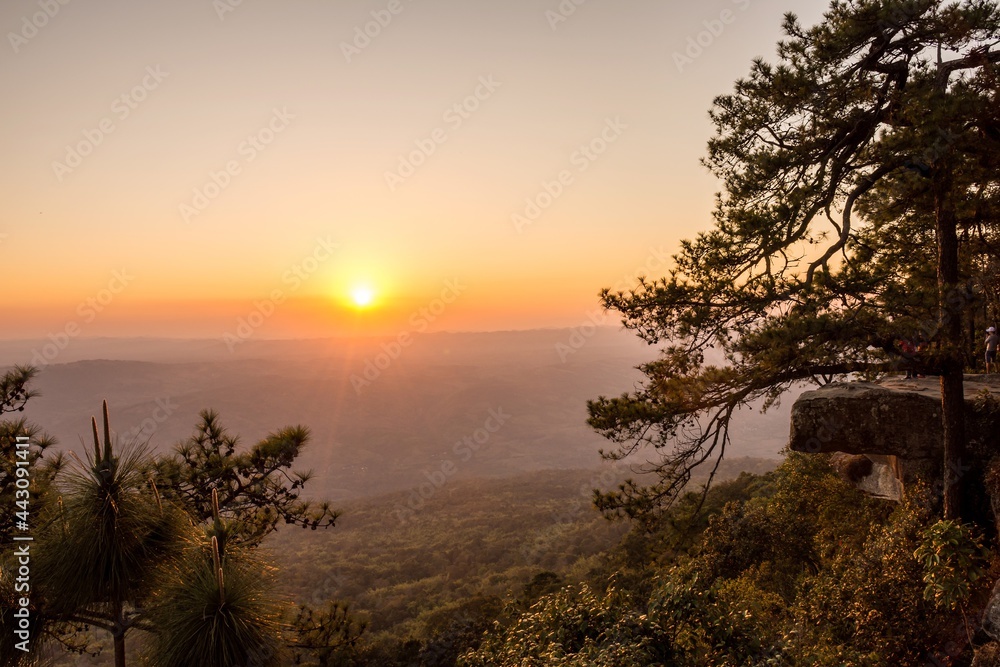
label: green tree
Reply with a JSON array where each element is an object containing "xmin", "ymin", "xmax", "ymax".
[
  {"xmin": 143, "ymin": 489, "xmax": 286, "ymax": 667},
  {"xmin": 154, "ymin": 409, "xmax": 339, "ymax": 547},
  {"xmin": 649, "ymin": 562, "xmax": 786, "ymax": 666},
  {"xmin": 788, "ymin": 493, "xmax": 945, "ymax": 666},
  {"xmin": 32, "ymin": 401, "xmax": 187, "ymax": 667},
  {"xmin": 589, "ymin": 0, "xmax": 1000, "ymax": 521},
  {"xmin": 286, "ymin": 600, "xmax": 368, "ymax": 666},
  {"xmin": 914, "ymin": 519, "xmax": 989, "ymax": 612},
  {"xmin": 1, "ymin": 381, "xmax": 344, "ymax": 667}
]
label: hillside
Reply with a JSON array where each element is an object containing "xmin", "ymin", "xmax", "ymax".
[{"xmin": 270, "ymin": 459, "xmax": 779, "ymax": 661}]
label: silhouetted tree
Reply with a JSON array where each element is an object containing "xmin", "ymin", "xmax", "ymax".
[
  {"xmin": 589, "ymin": 0, "xmax": 1000, "ymax": 521},
  {"xmin": 287, "ymin": 600, "xmax": 368, "ymax": 666},
  {"xmin": 154, "ymin": 409, "xmax": 338, "ymax": 547},
  {"xmin": 1, "ymin": 379, "xmax": 345, "ymax": 667},
  {"xmin": 31, "ymin": 401, "xmax": 187, "ymax": 667}
]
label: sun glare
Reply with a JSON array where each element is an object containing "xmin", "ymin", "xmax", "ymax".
[{"xmin": 350, "ymin": 285, "xmax": 376, "ymax": 309}]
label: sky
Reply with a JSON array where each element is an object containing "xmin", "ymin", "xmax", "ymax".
[{"xmin": 1, "ymin": 0, "xmax": 832, "ymax": 342}]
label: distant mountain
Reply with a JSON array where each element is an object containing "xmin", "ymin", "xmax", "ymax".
[{"xmin": 5, "ymin": 329, "xmax": 789, "ymax": 500}]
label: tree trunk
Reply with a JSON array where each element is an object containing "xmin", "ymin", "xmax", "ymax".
[
  {"xmin": 936, "ymin": 169, "xmax": 966, "ymax": 520},
  {"xmin": 940, "ymin": 369, "xmax": 966, "ymax": 519},
  {"xmin": 113, "ymin": 600, "xmax": 127, "ymax": 667},
  {"xmin": 114, "ymin": 631, "xmax": 127, "ymax": 667},
  {"xmin": 969, "ymin": 312, "xmax": 977, "ymax": 369}
]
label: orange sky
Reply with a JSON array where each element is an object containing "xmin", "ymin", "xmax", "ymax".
[{"xmin": 1, "ymin": 0, "xmax": 830, "ymax": 341}]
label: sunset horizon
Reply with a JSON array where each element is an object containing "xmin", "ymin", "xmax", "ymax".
[{"xmin": 2, "ymin": 0, "xmax": 830, "ymax": 346}]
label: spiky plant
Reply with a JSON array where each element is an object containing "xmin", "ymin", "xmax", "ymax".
[
  {"xmin": 143, "ymin": 487, "xmax": 285, "ymax": 667},
  {"xmin": 34, "ymin": 401, "xmax": 187, "ymax": 667}
]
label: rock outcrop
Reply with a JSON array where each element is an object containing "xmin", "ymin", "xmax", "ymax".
[
  {"xmin": 789, "ymin": 375, "xmax": 1000, "ymax": 500},
  {"xmin": 790, "ymin": 380, "xmax": 945, "ymax": 458}
]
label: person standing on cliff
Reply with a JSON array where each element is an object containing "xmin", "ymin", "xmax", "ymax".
[
  {"xmin": 900, "ymin": 338, "xmax": 916, "ymax": 379},
  {"xmin": 986, "ymin": 327, "xmax": 999, "ymax": 373}
]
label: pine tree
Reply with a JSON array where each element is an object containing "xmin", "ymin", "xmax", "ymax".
[
  {"xmin": 589, "ymin": 0, "xmax": 1000, "ymax": 521},
  {"xmin": 1, "ymin": 380, "xmax": 347, "ymax": 666},
  {"xmin": 33, "ymin": 401, "xmax": 187, "ymax": 667}
]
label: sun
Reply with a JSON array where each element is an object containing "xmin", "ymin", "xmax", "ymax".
[{"xmin": 349, "ymin": 284, "xmax": 376, "ymax": 309}]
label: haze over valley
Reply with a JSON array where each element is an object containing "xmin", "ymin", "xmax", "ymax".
[{"xmin": 3, "ymin": 329, "xmax": 789, "ymax": 502}]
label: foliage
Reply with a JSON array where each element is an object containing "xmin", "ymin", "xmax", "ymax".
[
  {"xmin": 649, "ymin": 564, "xmax": 785, "ymax": 666},
  {"xmin": 914, "ymin": 519, "xmax": 990, "ymax": 611},
  {"xmin": 460, "ymin": 454, "xmax": 979, "ymax": 666},
  {"xmin": 407, "ymin": 595, "xmax": 505, "ymax": 667},
  {"xmin": 643, "ymin": 454, "xmax": 911, "ymax": 665},
  {"xmin": 34, "ymin": 412, "xmax": 185, "ymax": 618},
  {"xmin": 3, "ymin": 402, "xmax": 189, "ymax": 667},
  {"xmin": 143, "ymin": 491, "xmax": 285, "ymax": 667},
  {"xmin": 786, "ymin": 493, "xmax": 942, "ymax": 666},
  {"xmin": 288, "ymin": 601, "xmax": 368, "ymax": 667},
  {"xmin": 0, "ymin": 366, "xmax": 38, "ymax": 414},
  {"xmin": 588, "ymin": 0, "xmax": 1000, "ymax": 520},
  {"xmin": 0, "ymin": 377, "xmax": 341, "ymax": 667},
  {"xmin": 3, "ymin": 363, "xmax": 992, "ymax": 666},
  {"xmin": 271, "ymin": 467, "xmax": 639, "ymax": 664},
  {"xmin": 153, "ymin": 409, "xmax": 338, "ymax": 547},
  {"xmin": 459, "ymin": 583, "xmax": 672, "ymax": 667}
]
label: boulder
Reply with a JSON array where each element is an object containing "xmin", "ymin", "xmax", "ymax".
[
  {"xmin": 789, "ymin": 380, "xmax": 943, "ymax": 459},
  {"xmin": 789, "ymin": 375, "xmax": 1000, "ymax": 496},
  {"xmin": 790, "ymin": 375, "xmax": 1000, "ymax": 457}
]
